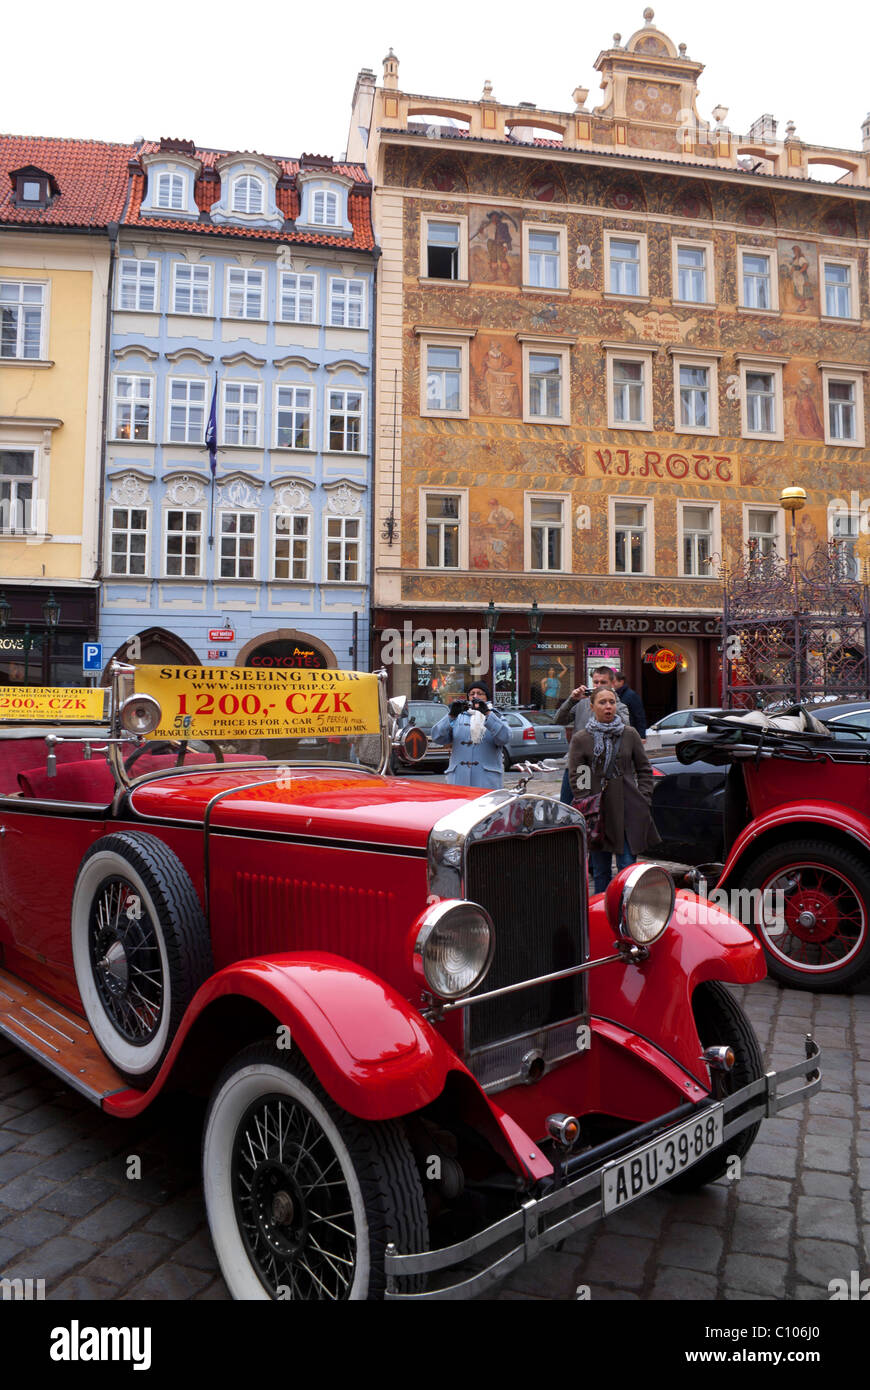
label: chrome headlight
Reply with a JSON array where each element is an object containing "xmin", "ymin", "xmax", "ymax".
[
  {"xmin": 617, "ymin": 864, "xmax": 675, "ymax": 945},
  {"xmin": 413, "ymin": 899, "xmax": 495, "ymax": 999},
  {"xmin": 119, "ymin": 693, "xmax": 161, "ymax": 735}
]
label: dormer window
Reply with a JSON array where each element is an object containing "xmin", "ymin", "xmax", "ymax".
[
  {"xmin": 22, "ymin": 180, "xmax": 42, "ymax": 202},
  {"xmin": 140, "ymin": 152, "xmax": 201, "ymax": 219},
  {"xmin": 232, "ymin": 176, "xmax": 265, "ymax": 215},
  {"xmin": 10, "ymin": 167, "xmax": 56, "ymax": 209},
  {"xmin": 156, "ymin": 173, "xmax": 185, "ymax": 211},
  {"xmin": 312, "ymin": 190, "xmax": 339, "ymax": 226}
]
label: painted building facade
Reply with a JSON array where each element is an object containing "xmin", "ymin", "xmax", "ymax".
[
  {"xmin": 349, "ymin": 14, "xmax": 870, "ymax": 721},
  {"xmin": 103, "ymin": 140, "xmax": 375, "ymax": 675},
  {"xmin": 0, "ymin": 136, "xmax": 130, "ymax": 683}
]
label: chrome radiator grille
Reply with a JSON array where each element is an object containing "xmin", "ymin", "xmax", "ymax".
[{"xmin": 464, "ymin": 827, "xmax": 587, "ymax": 1085}]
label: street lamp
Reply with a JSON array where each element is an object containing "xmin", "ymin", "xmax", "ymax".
[
  {"xmin": 780, "ymin": 485, "xmax": 807, "ymax": 702},
  {"xmin": 0, "ymin": 592, "xmax": 61, "ymax": 684},
  {"xmin": 483, "ymin": 600, "xmax": 542, "ymax": 702}
]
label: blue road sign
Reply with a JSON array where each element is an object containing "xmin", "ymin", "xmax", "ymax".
[{"xmin": 82, "ymin": 642, "xmax": 103, "ymax": 673}]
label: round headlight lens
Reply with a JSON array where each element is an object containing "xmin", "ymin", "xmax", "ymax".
[
  {"xmin": 620, "ymin": 864, "xmax": 675, "ymax": 945},
  {"xmin": 414, "ymin": 900, "xmax": 495, "ymax": 999},
  {"xmin": 119, "ymin": 693, "xmax": 162, "ymax": 736}
]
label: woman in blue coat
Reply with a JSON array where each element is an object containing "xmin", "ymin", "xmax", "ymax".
[{"xmin": 430, "ymin": 682, "xmax": 511, "ymax": 789}]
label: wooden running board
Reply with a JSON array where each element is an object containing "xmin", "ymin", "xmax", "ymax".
[{"xmin": 0, "ymin": 967, "xmax": 127, "ymax": 1105}]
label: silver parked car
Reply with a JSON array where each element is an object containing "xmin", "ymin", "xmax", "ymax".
[{"xmin": 498, "ymin": 707, "xmax": 568, "ymax": 769}]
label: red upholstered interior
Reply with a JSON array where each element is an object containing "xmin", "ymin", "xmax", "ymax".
[
  {"xmin": 16, "ymin": 750, "xmax": 269, "ymax": 802},
  {"xmin": 0, "ymin": 738, "xmax": 98, "ymax": 796}
]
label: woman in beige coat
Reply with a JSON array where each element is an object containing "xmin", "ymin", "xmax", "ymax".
[{"xmin": 568, "ymin": 686, "xmax": 661, "ymax": 892}]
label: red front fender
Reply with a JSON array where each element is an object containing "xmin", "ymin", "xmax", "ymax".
[
  {"xmin": 717, "ymin": 800, "xmax": 870, "ymax": 888},
  {"xmin": 106, "ymin": 952, "xmax": 456, "ymax": 1122}
]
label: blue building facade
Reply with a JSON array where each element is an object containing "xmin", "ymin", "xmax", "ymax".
[{"xmin": 102, "ymin": 140, "xmax": 375, "ymax": 674}]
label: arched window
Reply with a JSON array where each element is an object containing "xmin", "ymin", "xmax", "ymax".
[
  {"xmin": 232, "ymin": 176, "xmax": 265, "ymax": 215},
  {"xmin": 156, "ymin": 172, "xmax": 185, "ymax": 210},
  {"xmin": 311, "ymin": 190, "xmax": 339, "ymax": 226}
]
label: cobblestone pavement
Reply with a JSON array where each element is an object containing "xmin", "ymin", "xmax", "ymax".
[{"xmin": 0, "ymin": 763, "xmax": 867, "ymax": 1302}]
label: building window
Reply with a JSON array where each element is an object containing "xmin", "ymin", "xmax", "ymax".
[
  {"xmin": 425, "ymin": 220, "xmax": 461, "ymax": 279},
  {"xmin": 822, "ymin": 259, "xmax": 856, "ymax": 319},
  {"xmin": 607, "ymin": 236, "xmax": 643, "ymax": 296},
  {"xmin": 112, "ymin": 375, "xmax": 152, "ymax": 441},
  {"xmin": 232, "ymin": 176, "xmax": 265, "ymax": 215},
  {"xmin": 219, "ymin": 512, "xmax": 256, "ymax": 578},
  {"xmin": 0, "ymin": 449, "xmax": 36, "ymax": 533},
  {"xmin": 746, "ymin": 507, "xmax": 782, "ymax": 566},
  {"xmin": 673, "ymin": 241, "xmax": 712, "ymax": 304},
  {"xmin": 226, "ymin": 267, "xmax": 264, "ymax": 319},
  {"xmin": 172, "ymin": 263, "xmax": 211, "ymax": 315},
  {"xmin": 167, "ymin": 378, "xmax": 207, "ymax": 444},
  {"xmin": 739, "ymin": 249, "xmax": 775, "ymax": 311},
  {"xmin": 527, "ymin": 495, "xmax": 566, "ymax": 572},
  {"xmin": 155, "ymin": 172, "xmax": 185, "ymax": 210},
  {"xmin": 275, "ymin": 386, "xmax": 313, "ymax": 449},
  {"xmin": 0, "ymin": 280, "xmax": 46, "ymax": 359},
  {"xmin": 821, "ymin": 367, "xmax": 866, "ymax": 448},
  {"xmin": 527, "ymin": 351, "xmax": 563, "ymax": 420},
  {"xmin": 311, "ymin": 190, "xmax": 339, "ymax": 226},
  {"xmin": 117, "ymin": 259, "xmax": 158, "ymax": 312},
  {"xmin": 279, "ymin": 272, "xmax": 317, "ymax": 323},
  {"xmin": 424, "ymin": 492, "xmax": 461, "ymax": 568},
  {"xmin": 611, "ymin": 499, "xmax": 651, "ymax": 575},
  {"xmin": 607, "ymin": 352, "xmax": 653, "ymax": 429},
  {"xmin": 746, "ymin": 371, "xmax": 775, "ymax": 433},
  {"xmin": 426, "ymin": 345, "xmax": 462, "ymax": 413},
  {"xmin": 273, "ymin": 511, "xmax": 310, "ymax": 580},
  {"xmin": 670, "ymin": 353, "xmax": 720, "ymax": 435},
  {"xmin": 325, "ymin": 515, "xmax": 361, "ymax": 581},
  {"xmin": 831, "ymin": 511, "xmax": 860, "ymax": 580},
  {"xmin": 165, "ymin": 509, "xmax": 203, "ymax": 577},
  {"xmin": 328, "ymin": 278, "xmax": 365, "ymax": 328},
  {"xmin": 109, "ymin": 505, "xmax": 148, "ymax": 575},
  {"xmin": 522, "ymin": 224, "xmax": 567, "ymax": 291},
  {"xmin": 679, "ymin": 502, "xmax": 717, "ymax": 577},
  {"xmin": 327, "ymin": 389, "xmax": 363, "ymax": 451},
  {"xmin": 222, "ymin": 382, "xmax": 260, "ymax": 446}
]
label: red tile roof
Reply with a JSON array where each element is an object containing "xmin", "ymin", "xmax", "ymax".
[
  {"xmin": 0, "ymin": 134, "xmax": 133, "ymax": 227},
  {"xmin": 125, "ymin": 144, "xmax": 374, "ymax": 250}
]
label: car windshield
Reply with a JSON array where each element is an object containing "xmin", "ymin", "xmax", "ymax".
[{"xmin": 408, "ymin": 702, "xmax": 446, "ymax": 730}]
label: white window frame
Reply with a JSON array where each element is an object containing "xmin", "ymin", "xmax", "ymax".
[
  {"xmin": 521, "ymin": 223, "xmax": 568, "ymax": 293},
  {"xmin": 677, "ymin": 500, "xmax": 721, "ymax": 579},
  {"xmin": 311, "ymin": 190, "xmax": 340, "ymax": 226},
  {"xmin": 279, "ymin": 271, "xmax": 317, "ymax": 324},
  {"xmin": 524, "ymin": 492, "xmax": 570, "ymax": 573},
  {"xmin": 274, "ymin": 384, "xmax": 314, "ymax": 450},
  {"xmin": 221, "ymin": 381, "xmax": 261, "ymax": 447},
  {"xmin": 112, "ymin": 373, "xmax": 153, "ymax": 442},
  {"xmin": 107, "ymin": 501, "xmax": 150, "ymax": 576},
  {"xmin": 417, "ymin": 329, "xmax": 472, "ymax": 419},
  {"xmin": 218, "ymin": 510, "xmax": 258, "ymax": 579},
  {"xmin": 225, "ymin": 266, "xmax": 265, "ymax": 320},
  {"xmin": 743, "ymin": 504, "xmax": 785, "ymax": 566},
  {"xmin": 0, "ymin": 278, "xmax": 48, "ymax": 360},
  {"xmin": 0, "ymin": 446, "xmax": 39, "ymax": 536},
  {"xmin": 419, "ymin": 487, "xmax": 468, "ymax": 570},
  {"xmin": 155, "ymin": 172, "xmax": 185, "ymax": 211},
  {"xmin": 820, "ymin": 364, "xmax": 866, "ymax": 448},
  {"xmin": 737, "ymin": 246, "xmax": 778, "ymax": 313},
  {"xmin": 116, "ymin": 258, "xmax": 158, "ymax": 313},
  {"xmin": 737, "ymin": 357, "xmax": 784, "ymax": 442},
  {"xmin": 323, "ymin": 512, "xmax": 363, "ymax": 583},
  {"xmin": 171, "ymin": 262, "xmax": 212, "ymax": 316},
  {"xmin": 166, "ymin": 377, "xmax": 208, "ymax": 445},
  {"xmin": 231, "ymin": 175, "xmax": 265, "ymax": 216},
  {"xmin": 163, "ymin": 507, "xmax": 204, "ymax": 578},
  {"xmin": 820, "ymin": 256, "xmax": 859, "ymax": 322},
  {"xmin": 326, "ymin": 387, "xmax": 365, "ymax": 453},
  {"xmin": 828, "ymin": 507, "xmax": 862, "ymax": 581},
  {"xmin": 420, "ymin": 213, "xmax": 468, "ymax": 283},
  {"xmin": 604, "ymin": 230, "xmax": 649, "ymax": 299},
  {"xmin": 672, "ymin": 238, "xmax": 715, "ymax": 307},
  {"xmin": 272, "ymin": 508, "xmax": 311, "ymax": 582},
  {"xmin": 520, "ymin": 339, "xmax": 571, "ymax": 425},
  {"xmin": 605, "ymin": 346, "xmax": 654, "ymax": 431},
  {"xmin": 328, "ymin": 277, "xmax": 366, "ymax": 329},
  {"xmin": 609, "ymin": 496, "xmax": 655, "ymax": 576},
  {"xmin": 670, "ymin": 350, "xmax": 720, "ymax": 436}
]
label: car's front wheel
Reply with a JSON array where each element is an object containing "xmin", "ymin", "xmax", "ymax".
[{"xmin": 203, "ymin": 1043, "xmax": 428, "ymax": 1300}]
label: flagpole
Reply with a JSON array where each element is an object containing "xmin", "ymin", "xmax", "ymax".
[{"xmin": 206, "ymin": 373, "xmax": 218, "ymax": 548}]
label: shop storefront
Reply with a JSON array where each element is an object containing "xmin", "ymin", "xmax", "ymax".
[
  {"xmin": 0, "ymin": 585, "xmax": 98, "ymax": 687},
  {"xmin": 374, "ymin": 608, "xmax": 722, "ymax": 718}
]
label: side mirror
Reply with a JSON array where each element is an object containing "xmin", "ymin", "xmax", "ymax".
[{"xmin": 387, "ymin": 695, "xmax": 408, "ymax": 719}]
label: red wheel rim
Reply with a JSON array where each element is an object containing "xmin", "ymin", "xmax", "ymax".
[{"xmin": 759, "ymin": 862, "xmax": 866, "ymax": 974}]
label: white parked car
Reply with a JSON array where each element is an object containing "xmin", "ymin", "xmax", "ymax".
[{"xmin": 644, "ymin": 708, "xmax": 726, "ymax": 750}]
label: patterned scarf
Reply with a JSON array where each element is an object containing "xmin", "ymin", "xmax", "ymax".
[{"xmin": 585, "ymin": 714, "xmax": 625, "ymax": 778}]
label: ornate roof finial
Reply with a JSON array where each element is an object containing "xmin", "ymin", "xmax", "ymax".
[
  {"xmin": 643, "ymin": 6, "xmax": 655, "ymax": 23},
  {"xmin": 482, "ymin": 79, "xmax": 494, "ymax": 101},
  {"xmin": 678, "ymin": 42, "xmax": 687, "ymax": 56},
  {"xmin": 613, "ymin": 32, "xmax": 622, "ymax": 46}
]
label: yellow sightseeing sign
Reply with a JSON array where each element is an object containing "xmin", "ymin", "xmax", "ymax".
[
  {"xmin": 0, "ymin": 687, "xmax": 106, "ymax": 721},
  {"xmin": 133, "ymin": 666, "xmax": 382, "ymax": 741}
]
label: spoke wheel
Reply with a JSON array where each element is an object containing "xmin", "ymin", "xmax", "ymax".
[
  {"xmin": 72, "ymin": 833, "xmax": 213, "ymax": 1086},
  {"xmin": 204, "ymin": 1044, "xmax": 428, "ymax": 1300},
  {"xmin": 667, "ymin": 981, "xmax": 763, "ymax": 1191},
  {"xmin": 740, "ymin": 839, "xmax": 870, "ymax": 991}
]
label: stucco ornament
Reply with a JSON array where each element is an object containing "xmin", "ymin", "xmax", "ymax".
[
  {"xmin": 165, "ymin": 475, "xmax": 205, "ymax": 506},
  {"xmin": 275, "ymin": 483, "xmax": 311, "ymax": 512},
  {"xmin": 326, "ymin": 484, "xmax": 362, "ymax": 516},
  {"xmin": 219, "ymin": 478, "xmax": 259, "ymax": 509},
  {"xmin": 109, "ymin": 475, "xmax": 148, "ymax": 507}
]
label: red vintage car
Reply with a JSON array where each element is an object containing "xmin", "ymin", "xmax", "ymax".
[
  {"xmin": 0, "ymin": 666, "xmax": 819, "ymax": 1300},
  {"xmin": 678, "ymin": 707, "xmax": 870, "ymax": 991}
]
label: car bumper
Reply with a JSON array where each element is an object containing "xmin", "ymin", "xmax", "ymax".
[{"xmin": 384, "ymin": 1037, "xmax": 820, "ymax": 1300}]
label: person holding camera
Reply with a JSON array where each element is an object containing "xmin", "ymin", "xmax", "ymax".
[{"xmin": 430, "ymin": 682, "xmax": 511, "ymax": 788}]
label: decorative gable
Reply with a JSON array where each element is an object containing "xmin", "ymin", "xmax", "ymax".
[
  {"xmin": 295, "ymin": 167, "xmax": 354, "ymax": 238},
  {"xmin": 140, "ymin": 145, "xmax": 202, "ymax": 219},
  {"xmin": 211, "ymin": 154, "xmax": 283, "ymax": 231}
]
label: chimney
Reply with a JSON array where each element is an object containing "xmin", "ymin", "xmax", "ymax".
[{"xmin": 383, "ymin": 48, "xmax": 399, "ymax": 91}]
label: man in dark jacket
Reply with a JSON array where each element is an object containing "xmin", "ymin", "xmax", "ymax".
[{"xmin": 613, "ymin": 673, "xmax": 647, "ymax": 738}]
